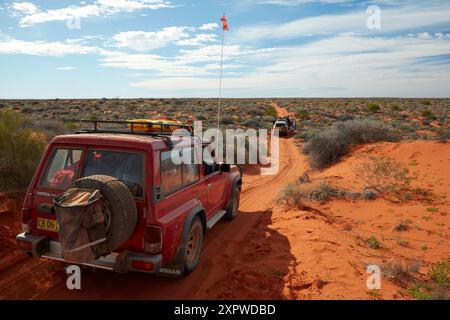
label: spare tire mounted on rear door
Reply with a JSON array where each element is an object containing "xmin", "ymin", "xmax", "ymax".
[{"xmin": 54, "ymin": 175, "xmax": 137, "ymax": 263}]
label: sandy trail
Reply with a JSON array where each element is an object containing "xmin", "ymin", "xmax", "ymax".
[{"xmin": 0, "ymin": 104, "xmax": 308, "ymax": 300}]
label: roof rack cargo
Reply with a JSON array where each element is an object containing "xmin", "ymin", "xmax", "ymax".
[{"xmin": 64, "ymin": 119, "xmax": 198, "ymax": 148}]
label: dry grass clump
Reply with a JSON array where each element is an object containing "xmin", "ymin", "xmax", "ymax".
[
  {"xmin": 355, "ymin": 156, "xmax": 412, "ymax": 197},
  {"xmin": 278, "ymin": 177, "xmax": 346, "ymax": 207}
]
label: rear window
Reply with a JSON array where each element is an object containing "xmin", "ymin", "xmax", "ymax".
[
  {"xmin": 82, "ymin": 150, "xmax": 145, "ymax": 198},
  {"xmin": 275, "ymin": 122, "xmax": 286, "ymax": 127},
  {"xmin": 41, "ymin": 148, "xmax": 82, "ymax": 190}
]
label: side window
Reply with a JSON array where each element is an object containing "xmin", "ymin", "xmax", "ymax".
[
  {"xmin": 160, "ymin": 148, "xmax": 200, "ymax": 196},
  {"xmin": 41, "ymin": 148, "xmax": 82, "ymax": 190},
  {"xmin": 202, "ymin": 146, "xmax": 218, "ymax": 176},
  {"xmin": 182, "ymin": 148, "xmax": 200, "ymax": 186},
  {"xmin": 161, "ymin": 150, "xmax": 182, "ymax": 196}
]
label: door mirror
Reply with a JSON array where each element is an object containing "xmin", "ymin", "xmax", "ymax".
[{"xmin": 219, "ymin": 163, "xmax": 231, "ymax": 173}]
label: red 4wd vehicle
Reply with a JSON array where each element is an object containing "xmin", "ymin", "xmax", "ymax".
[{"xmin": 16, "ymin": 121, "xmax": 242, "ymax": 276}]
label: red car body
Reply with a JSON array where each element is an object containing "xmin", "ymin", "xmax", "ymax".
[{"xmin": 17, "ymin": 132, "xmax": 242, "ymax": 275}]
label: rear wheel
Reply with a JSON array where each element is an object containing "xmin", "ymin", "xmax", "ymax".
[
  {"xmin": 223, "ymin": 187, "xmax": 240, "ymax": 220},
  {"xmin": 183, "ymin": 216, "xmax": 204, "ymax": 275}
]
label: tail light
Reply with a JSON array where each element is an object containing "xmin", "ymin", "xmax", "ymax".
[
  {"xmin": 144, "ymin": 225, "xmax": 162, "ymax": 254},
  {"xmin": 21, "ymin": 208, "xmax": 31, "ymax": 233},
  {"xmin": 131, "ymin": 260, "xmax": 154, "ymax": 272},
  {"xmin": 22, "ymin": 192, "xmax": 33, "ymax": 232}
]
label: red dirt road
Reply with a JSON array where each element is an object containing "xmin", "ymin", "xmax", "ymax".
[{"xmin": 0, "ymin": 105, "xmax": 308, "ymax": 300}]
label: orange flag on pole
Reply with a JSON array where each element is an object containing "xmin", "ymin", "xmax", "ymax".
[{"xmin": 221, "ymin": 15, "xmax": 229, "ymax": 31}]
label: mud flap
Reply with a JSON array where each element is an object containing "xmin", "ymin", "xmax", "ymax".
[
  {"xmin": 157, "ymin": 205, "xmax": 204, "ymax": 277},
  {"xmin": 54, "ymin": 188, "xmax": 109, "ymax": 263}
]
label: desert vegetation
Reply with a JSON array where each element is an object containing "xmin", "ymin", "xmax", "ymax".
[
  {"xmin": 0, "ymin": 98, "xmax": 277, "ymax": 131},
  {"xmin": 274, "ymin": 98, "xmax": 449, "ymax": 142},
  {"xmin": 0, "ymin": 110, "xmax": 47, "ymax": 190}
]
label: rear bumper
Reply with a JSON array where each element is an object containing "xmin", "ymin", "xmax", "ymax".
[{"xmin": 16, "ymin": 232, "xmax": 162, "ymax": 274}]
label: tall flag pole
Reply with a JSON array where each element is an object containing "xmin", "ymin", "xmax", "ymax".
[{"xmin": 217, "ymin": 14, "xmax": 229, "ymax": 130}]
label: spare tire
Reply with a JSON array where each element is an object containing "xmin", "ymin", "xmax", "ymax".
[{"xmin": 72, "ymin": 175, "xmax": 137, "ymax": 251}]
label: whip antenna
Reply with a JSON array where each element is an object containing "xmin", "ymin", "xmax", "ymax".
[{"xmin": 217, "ymin": 14, "xmax": 229, "ymax": 130}]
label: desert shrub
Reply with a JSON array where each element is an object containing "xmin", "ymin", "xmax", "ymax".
[
  {"xmin": 22, "ymin": 106, "xmax": 33, "ymax": 114},
  {"xmin": 265, "ymin": 106, "xmax": 278, "ymax": 118},
  {"xmin": 0, "ymin": 110, "xmax": 46, "ymax": 190},
  {"xmin": 297, "ymin": 110, "xmax": 310, "ymax": 120},
  {"xmin": 23, "ymin": 118, "xmax": 71, "ymax": 138},
  {"xmin": 408, "ymin": 260, "xmax": 449, "ymax": 300},
  {"xmin": 278, "ymin": 180, "xmax": 344, "ymax": 206},
  {"xmin": 220, "ymin": 116, "xmax": 234, "ymax": 125},
  {"xmin": 195, "ymin": 113, "xmax": 206, "ymax": 120},
  {"xmin": 381, "ymin": 259, "xmax": 421, "ymax": 281},
  {"xmin": 394, "ymin": 220, "xmax": 409, "ymax": 232},
  {"xmin": 365, "ymin": 236, "xmax": 382, "ymax": 249},
  {"xmin": 367, "ymin": 103, "xmax": 380, "ymax": 112},
  {"xmin": 355, "ymin": 157, "xmax": 412, "ymax": 196},
  {"xmin": 421, "ymin": 109, "xmax": 436, "ymax": 119},
  {"xmin": 241, "ymin": 118, "xmax": 263, "ymax": 128},
  {"xmin": 408, "ymin": 285, "xmax": 433, "ymax": 300},
  {"xmin": 303, "ymin": 120, "xmax": 398, "ymax": 168},
  {"xmin": 249, "ymin": 109, "xmax": 264, "ymax": 117},
  {"xmin": 429, "ymin": 260, "xmax": 449, "ymax": 287},
  {"xmin": 437, "ymin": 128, "xmax": 450, "ymax": 141}
]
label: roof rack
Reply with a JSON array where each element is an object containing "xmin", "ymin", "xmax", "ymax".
[{"xmin": 65, "ymin": 119, "xmax": 198, "ymax": 148}]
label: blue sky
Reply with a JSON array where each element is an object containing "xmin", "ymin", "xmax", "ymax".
[{"xmin": 0, "ymin": 0, "xmax": 449, "ymax": 98}]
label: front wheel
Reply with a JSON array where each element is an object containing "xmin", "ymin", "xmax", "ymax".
[{"xmin": 183, "ymin": 216, "xmax": 204, "ymax": 275}]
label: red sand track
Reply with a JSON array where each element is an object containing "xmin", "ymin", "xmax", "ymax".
[{"xmin": 0, "ymin": 105, "xmax": 308, "ymax": 300}]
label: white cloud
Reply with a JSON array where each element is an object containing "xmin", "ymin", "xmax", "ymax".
[
  {"xmin": 177, "ymin": 45, "xmax": 243, "ymax": 63},
  {"xmin": 199, "ymin": 23, "xmax": 218, "ymax": 31},
  {"xmin": 176, "ymin": 34, "xmax": 218, "ymax": 46},
  {"xmin": 130, "ymin": 34, "xmax": 450, "ymax": 97},
  {"xmin": 256, "ymin": 0, "xmax": 353, "ymax": 5},
  {"xmin": 98, "ymin": 0, "xmax": 172, "ymax": 12},
  {"xmin": 19, "ymin": 4, "xmax": 102, "ymax": 27},
  {"xmin": 100, "ymin": 53, "xmax": 213, "ymax": 76},
  {"xmin": 14, "ymin": 0, "xmax": 173, "ymax": 27},
  {"xmin": 112, "ymin": 27, "xmax": 189, "ymax": 51},
  {"xmin": 0, "ymin": 37, "xmax": 100, "ymax": 56},
  {"xmin": 234, "ymin": 2, "xmax": 450, "ymax": 41},
  {"xmin": 57, "ymin": 66, "xmax": 77, "ymax": 71},
  {"xmin": 11, "ymin": 2, "xmax": 39, "ymax": 15}
]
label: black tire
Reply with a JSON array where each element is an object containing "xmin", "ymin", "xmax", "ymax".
[
  {"xmin": 183, "ymin": 216, "xmax": 203, "ymax": 275},
  {"xmin": 223, "ymin": 187, "xmax": 240, "ymax": 220},
  {"xmin": 72, "ymin": 175, "xmax": 137, "ymax": 251}
]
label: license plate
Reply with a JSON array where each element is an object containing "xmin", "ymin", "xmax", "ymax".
[{"xmin": 37, "ymin": 218, "xmax": 59, "ymax": 232}]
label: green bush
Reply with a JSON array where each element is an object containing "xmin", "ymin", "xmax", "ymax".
[
  {"xmin": 429, "ymin": 260, "xmax": 449, "ymax": 287},
  {"xmin": 297, "ymin": 109, "xmax": 310, "ymax": 120},
  {"xmin": 421, "ymin": 109, "xmax": 436, "ymax": 120},
  {"xmin": 0, "ymin": 110, "xmax": 46, "ymax": 190},
  {"xmin": 265, "ymin": 106, "xmax": 278, "ymax": 118},
  {"xmin": 303, "ymin": 120, "xmax": 398, "ymax": 169},
  {"xmin": 367, "ymin": 103, "xmax": 380, "ymax": 112}
]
